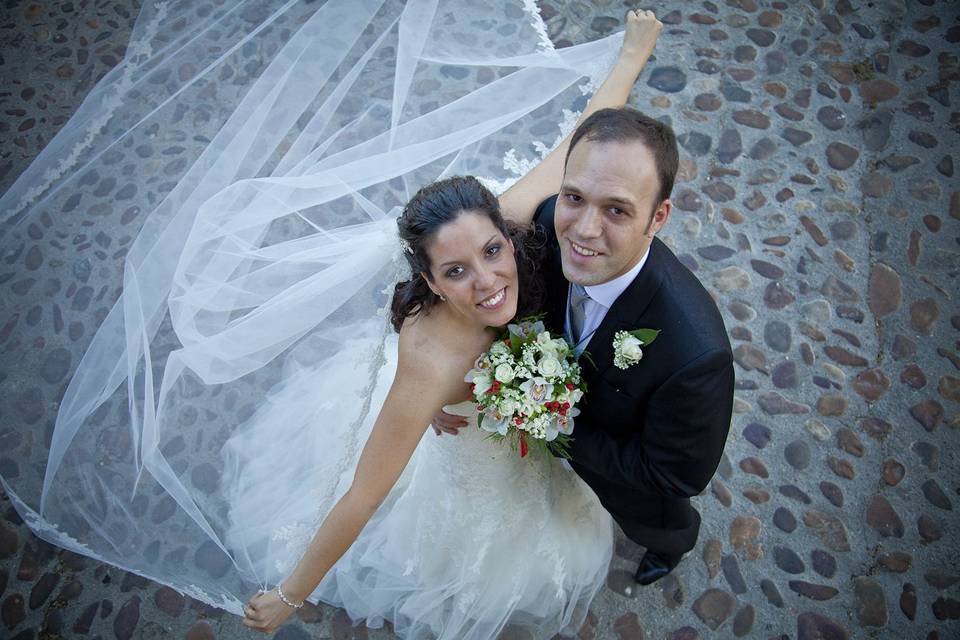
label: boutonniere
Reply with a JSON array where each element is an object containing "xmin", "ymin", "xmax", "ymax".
[{"xmin": 613, "ymin": 329, "xmax": 660, "ymax": 370}]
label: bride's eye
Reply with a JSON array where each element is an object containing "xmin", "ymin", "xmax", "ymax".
[
  {"xmin": 445, "ymin": 265, "xmax": 464, "ymax": 279},
  {"xmin": 486, "ymin": 244, "xmax": 501, "ymax": 257}
]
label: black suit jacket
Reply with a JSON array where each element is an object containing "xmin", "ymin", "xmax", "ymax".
[{"xmin": 534, "ymin": 196, "xmax": 734, "ymax": 552}]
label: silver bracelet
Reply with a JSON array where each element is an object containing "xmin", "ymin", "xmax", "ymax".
[{"xmin": 276, "ymin": 583, "xmax": 304, "ymax": 609}]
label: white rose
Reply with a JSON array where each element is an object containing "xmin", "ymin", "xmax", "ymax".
[
  {"xmin": 490, "ymin": 341, "xmax": 511, "ymax": 358},
  {"xmin": 537, "ymin": 355, "xmax": 563, "ymax": 379},
  {"xmin": 500, "ymin": 397, "xmax": 519, "ymax": 416},
  {"xmin": 620, "ymin": 335, "xmax": 644, "ymax": 361},
  {"xmin": 494, "ymin": 363, "xmax": 515, "ymax": 383}
]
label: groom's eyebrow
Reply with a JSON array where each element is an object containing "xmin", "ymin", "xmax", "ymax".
[{"xmin": 438, "ymin": 235, "xmax": 498, "ymax": 267}]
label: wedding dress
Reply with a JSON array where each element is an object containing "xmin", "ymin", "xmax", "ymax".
[
  {"xmin": 0, "ymin": 0, "xmax": 622, "ymax": 631},
  {"xmin": 225, "ymin": 327, "xmax": 612, "ymax": 638}
]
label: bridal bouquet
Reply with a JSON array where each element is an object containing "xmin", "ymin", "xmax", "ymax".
[{"xmin": 465, "ymin": 317, "xmax": 585, "ymax": 458}]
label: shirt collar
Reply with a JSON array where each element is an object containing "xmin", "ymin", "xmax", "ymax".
[{"xmin": 583, "ymin": 246, "xmax": 651, "ymax": 309}]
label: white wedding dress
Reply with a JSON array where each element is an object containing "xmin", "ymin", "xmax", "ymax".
[
  {"xmin": 223, "ymin": 329, "xmax": 613, "ymax": 639},
  {"xmin": 0, "ymin": 0, "xmax": 625, "ymax": 634}
]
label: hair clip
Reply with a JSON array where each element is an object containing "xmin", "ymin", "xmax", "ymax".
[{"xmin": 399, "ymin": 238, "xmax": 413, "ymax": 254}]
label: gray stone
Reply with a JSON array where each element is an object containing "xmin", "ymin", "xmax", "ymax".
[{"xmin": 647, "ymin": 66, "xmax": 687, "ymax": 93}]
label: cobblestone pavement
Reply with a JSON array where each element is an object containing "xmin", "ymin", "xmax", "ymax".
[{"xmin": 1, "ymin": 0, "xmax": 958, "ymax": 638}]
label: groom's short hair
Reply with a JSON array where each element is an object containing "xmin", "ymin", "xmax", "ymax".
[{"xmin": 565, "ymin": 107, "xmax": 679, "ymax": 205}]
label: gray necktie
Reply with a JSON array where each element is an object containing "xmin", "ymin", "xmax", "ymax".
[{"xmin": 569, "ymin": 284, "xmax": 590, "ymax": 343}]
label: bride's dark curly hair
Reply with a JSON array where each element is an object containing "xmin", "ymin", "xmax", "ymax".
[{"xmin": 391, "ymin": 175, "xmax": 545, "ymax": 333}]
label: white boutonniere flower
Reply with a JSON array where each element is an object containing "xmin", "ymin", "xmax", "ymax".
[{"xmin": 612, "ymin": 328, "xmax": 660, "ymax": 370}]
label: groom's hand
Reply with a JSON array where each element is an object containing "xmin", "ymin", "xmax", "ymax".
[{"xmin": 430, "ymin": 410, "xmax": 468, "ymax": 436}]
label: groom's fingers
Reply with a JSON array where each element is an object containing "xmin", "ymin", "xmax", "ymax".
[{"xmin": 430, "ymin": 411, "xmax": 469, "ymax": 436}]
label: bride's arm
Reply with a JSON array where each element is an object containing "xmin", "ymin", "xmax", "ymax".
[
  {"xmin": 242, "ymin": 332, "xmax": 460, "ymax": 632},
  {"xmin": 498, "ymin": 10, "xmax": 662, "ymax": 225}
]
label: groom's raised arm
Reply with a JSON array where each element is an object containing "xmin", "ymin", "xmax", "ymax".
[{"xmin": 570, "ymin": 348, "xmax": 734, "ymax": 498}]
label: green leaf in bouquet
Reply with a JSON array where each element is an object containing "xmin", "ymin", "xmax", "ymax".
[{"xmin": 629, "ymin": 328, "xmax": 660, "ymax": 345}]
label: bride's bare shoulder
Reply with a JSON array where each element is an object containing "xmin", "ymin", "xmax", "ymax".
[{"xmin": 396, "ymin": 311, "xmax": 477, "ymax": 376}]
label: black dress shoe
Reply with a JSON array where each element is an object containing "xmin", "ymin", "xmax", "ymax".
[{"xmin": 634, "ymin": 550, "xmax": 682, "ymax": 585}]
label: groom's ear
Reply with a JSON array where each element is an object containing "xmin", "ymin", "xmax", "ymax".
[{"xmin": 647, "ymin": 199, "xmax": 672, "ymax": 237}]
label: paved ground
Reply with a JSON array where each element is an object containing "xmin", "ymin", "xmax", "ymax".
[{"xmin": 1, "ymin": 0, "xmax": 958, "ymax": 638}]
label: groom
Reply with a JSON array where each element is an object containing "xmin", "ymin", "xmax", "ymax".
[
  {"xmin": 531, "ymin": 107, "xmax": 734, "ymax": 584},
  {"xmin": 434, "ymin": 107, "xmax": 734, "ymax": 584}
]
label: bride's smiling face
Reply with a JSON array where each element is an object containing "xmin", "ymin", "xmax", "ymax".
[{"xmin": 422, "ymin": 211, "xmax": 519, "ymax": 328}]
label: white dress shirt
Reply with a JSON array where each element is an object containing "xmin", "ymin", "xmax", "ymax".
[{"xmin": 564, "ymin": 247, "xmax": 651, "ymax": 355}]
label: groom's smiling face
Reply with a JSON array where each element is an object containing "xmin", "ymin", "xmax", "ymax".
[{"xmin": 555, "ymin": 138, "xmax": 671, "ymax": 287}]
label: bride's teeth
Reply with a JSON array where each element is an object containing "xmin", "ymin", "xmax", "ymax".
[
  {"xmin": 480, "ymin": 289, "xmax": 505, "ymax": 308},
  {"xmin": 572, "ymin": 243, "xmax": 598, "ymax": 257}
]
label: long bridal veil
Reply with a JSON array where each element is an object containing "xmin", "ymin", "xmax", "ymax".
[{"xmin": 0, "ymin": 0, "xmax": 622, "ymax": 612}]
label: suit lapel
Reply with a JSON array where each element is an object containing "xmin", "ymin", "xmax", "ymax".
[{"xmin": 579, "ymin": 238, "xmax": 666, "ymax": 381}]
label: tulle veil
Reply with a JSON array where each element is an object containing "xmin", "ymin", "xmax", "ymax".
[{"xmin": 0, "ymin": 0, "xmax": 622, "ymax": 613}]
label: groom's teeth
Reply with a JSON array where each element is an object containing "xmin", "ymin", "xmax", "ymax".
[
  {"xmin": 572, "ymin": 242, "xmax": 599, "ymax": 257},
  {"xmin": 480, "ymin": 288, "xmax": 505, "ymax": 308}
]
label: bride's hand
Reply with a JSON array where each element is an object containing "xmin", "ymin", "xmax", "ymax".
[
  {"xmin": 242, "ymin": 589, "xmax": 297, "ymax": 634},
  {"xmin": 620, "ymin": 9, "xmax": 662, "ymax": 60}
]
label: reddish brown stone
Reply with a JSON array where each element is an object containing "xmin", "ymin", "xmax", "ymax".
[
  {"xmin": 789, "ymin": 580, "xmax": 839, "ymax": 600},
  {"xmin": 154, "ymin": 587, "xmax": 184, "ymax": 618},
  {"xmin": 733, "ymin": 109, "xmax": 771, "ymax": 129},
  {"xmin": 800, "ymin": 216, "xmax": 828, "ymax": 246},
  {"xmin": 185, "ymin": 621, "xmax": 216, "ymax": 640},
  {"xmin": 908, "ymin": 230, "xmax": 921, "ymax": 266},
  {"xmin": 861, "ymin": 171, "xmax": 892, "ymax": 197},
  {"xmin": 797, "ymin": 612, "xmax": 850, "ymax": 639},
  {"xmin": 901, "ymin": 583, "xmax": 917, "ymax": 621},
  {"xmin": 910, "ymin": 399, "xmax": 944, "ymax": 432},
  {"xmin": 859, "ymin": 79, "xmax": 900, "ymax": 102},
  {"xmin": 817, "ymin": 394, "xmax": 848, "ymax": 416},
  {"xmin": 853, "ymin": 368, "xmax": 891, "ymax": 401},
  {"xmin": 712, "ymin": 479, "xmax": 732, "ymax": 507},
  {"xmin": 866, "ymin": 494, "xmax": 904, "ymax": 538},
  {"xmin": 743, "ymin": 487, "xmax": 770, "ymax": 504},
  {"xmin": 901, "ymin": 364, "xmax": 928, "ymax": 389},
  {"xmin": 739, "ymin": 457, "xmax": 769, "ymax": 478},
  {"xmin": 882, "ymin": 459, "xmax": 905, "ymax": 486},
  {"xmin": 825, "ymin": 62, "xmax": 856, "ymax": 84},
  {"xmin": 879, "ymin": 551, "xmax": 912, "ymax": 572},
  {"xmin": 892, "ymin": 334, "xmax": 917, "ymax": 360},
  {"xmin": 803, "ymin": 509, "xmax": 851, "ymax": 551},
  {"xmin": 0, "ymin": 523, "xmax": 16, "ymax": 559},
  {"xmin": 613, "ymin": 612, "xmax": 645, "ymax": 640},
  {"xmin": 732, "ymin": 604, "xmax": 755, "ymax": 636},
  {"xmin": 1, "ymin": 594, "xmax": 25, "ymax": 630},
  {"xmin": 910, "ymin": 298, "xmax": 939, "ymax": 334},
  {"xmin": 827, "ymin": 456, "xmax": 855, "ymax": 480},
  {"xmin": 853, "ymin": 577, "xmax": 888, "ymax": 627},
  {"xmin": 764, "ymin": 81, "xmax": 787, "ymax": 98},
  {"xmin": 824, "ymin": 345, "xmax": 868, "ymax": 367},
  {"xmin": 938, "ymin": 376, "xmax": 960, "ymax": 402},
  {"xmin": 932, "ymin": 597, "xmax": 960, "ymax": 620},
  {"xmin": 859, "ymin": 417, "xmax": 892, "ymax": 440},
  {"xmin": 692, "ymin": 588, "xmax": 736, "ymax": 630},
  {"xmin": 924, "ymin": 571, "xmax": 960, "ymax": 589},
  {"xmin": 702, "ymin": 538, "xmax": 722, "ymax": 578},
  {"xmin": 730, "ymin": 515, "xmax": 763, "ymax": 560},
  {"xmin": 867, "ymin": 263, "xmax": 902, "ymax": 317},
  {"xmin": 837, "ymin": 427, "xmax": 864, "ymax": 457},
  {"xmin": 826, "ymin": 142, "xmax": 860, "ymax": 169},
  {"xmin": 919, "ymin": 514, "xmax": 943, "ymax": 544}
]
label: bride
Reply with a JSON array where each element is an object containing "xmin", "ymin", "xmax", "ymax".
[
  {"xmin": 0, "ymin": 2, "xmax": 659, "ymax": 639},
  {"xmin": 239, "ymin": 11, "xmax": 662, "ymax": 637}
]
